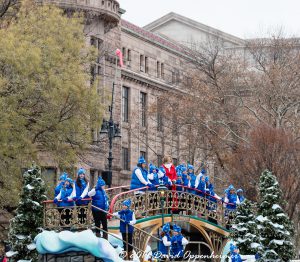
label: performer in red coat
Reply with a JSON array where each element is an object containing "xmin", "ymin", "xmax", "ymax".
[
  {"xmin": 162, "ymin": 155, "xmax": 177, "ymax": 182},
  {"xmin": 162, "ymin": 156, "xmax": 178, "ymax": 213}
]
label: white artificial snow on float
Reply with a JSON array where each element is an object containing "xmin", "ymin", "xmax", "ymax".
[{"xmin": 35, "ymin": 230, "xmax": 123, "ymax": 262}]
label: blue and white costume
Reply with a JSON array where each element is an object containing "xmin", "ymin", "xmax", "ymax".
[
  {"xmin": 157, "ymin": 223, "xmax": 171, "ymax": 257},
  {"xmin": 54, "ymin": 172, "xmax": 68, "ymax": 198},
  {"xmin": 130, "ymin": 157, "xmax": 155, "ymax": 193},
  {"xmin": 75, "ymin": 168, "xmax": 90, "ymax": 205},
  {"xmin": 187, "ymin": 164, "xmax": 196, "ymax": 194},
  {"xmin": 88, "ymin": 177, "xmax": 109, "ymax": 212},
  {"xmin": 170, "ymin": 225, "xmax": 188, "ymax": 259},
  {"xmin": 237, "ymin": 189, "xmax": 245, "ymax": 203},
  {"xmin": 158, "ymin": 167, "xmax": 172, "ymax": 187},
  {"xmin": 230, "ymin": 244, "xmax": 243, "ymax": 262},
  {"xmin": 147, "ymin": 164, "xmax": 164, "ymax": 189},
  {"xmin": 195, "ymin": 174, "xmax": 206, "ymax": 196},
  {"xmin": 54, "ymin": 178, "xmax": 75, "ymax": 207},
  {"xmin": 224, "ymin": 185, "xmax": 240, "ymax": 210}
]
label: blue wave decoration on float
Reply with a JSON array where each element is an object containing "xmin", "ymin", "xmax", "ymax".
[{"xmin": 34, "ymin": 230, "xmax": 123, "ymax": 262}]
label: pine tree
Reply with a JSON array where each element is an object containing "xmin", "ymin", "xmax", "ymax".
[
  {"xmin": 8, "ymin": 165, "xmax": 47, "ymax": 262},
  {"xmin": 256, "ymin": 170, "xmax": 294, "ymax": 261},
  {"xmin": 230, "ymin": 199, "xmax": 262, "ymax": 255}
]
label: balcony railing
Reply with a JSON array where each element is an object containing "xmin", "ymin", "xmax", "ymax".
[{"xmin": 39, "ymin": 0, "xmax": 120, "ymax": 22}]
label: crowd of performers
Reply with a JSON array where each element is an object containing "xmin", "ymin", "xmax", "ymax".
[
  {"xmin": 130, "ymin": 155, "xmax": 245, "ymax": 211},
  {"xmin": 52, "ymin": 155, "xmax": 246, "ymax": 260}
]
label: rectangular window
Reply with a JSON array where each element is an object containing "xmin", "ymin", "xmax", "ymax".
[
  {"xmin": 140, "ymin": 55, "xmax": 144, "ymax": 72},
  {"xmin": 157, "ymin": 155, "xmax": 162, "ymax": 167},
  {"xmin": 172, "ymin": 71, "xmax": 176, "ymax": 84},
  {"xmin": 97, "ymin": 39, "xmax": 103, "ymax": 51},
  {"xmin": 172, "ymin": 158, "xmax": 178, "ymax": 166},
  {"xmin": 90, "ymin": 36, "xmax": 96, "ymax": 47},
  {"xmin": 127, "ymin": 49, "xmax": 131, "ymax": 67},
  {"xmin": 156, "ymin": 61, "xmax": 160, "ymax": 78},
  {"xmin": 122, "ymin": 87, "xmax": 129, "ymax": 122},
  {"xmin": 157, "ymin": 98, "xmax": 163, "ymax": 131},
  {"xmin": 122, "ymin": 47, "xmax": 126, "ymax": 60},
  {"xmin": 161, "ymin": 63, "xmax": 165, "ymax": 79},
  {"xmin": 140, "ymin": 92, "xmax": 147, "ymax": 127},
  {"xmin": 97, "ymin": 65, "xmax": 101, "ymax": 75},
  {"xmin": 140, "ymin": 151, "xmax": 147, "ymax": 161},
  {"xmin": 127, "ymin": 49, "xmax": 131, "ymax": 61},
  {"xmin": 145, "ymin": 56, "xmax": 149, "ymax": 73},
  {"xmin": 122, "ymin": 147, "xmax": 130, "ymax": 171}
]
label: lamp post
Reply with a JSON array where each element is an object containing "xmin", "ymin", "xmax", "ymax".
[
  {"xmin": 157, "ymin": 184, "xmax": 168, "ymax": 225},
  {"xmin": 99, "ymin": 82, "xmax": 121, "ymax": 188}
]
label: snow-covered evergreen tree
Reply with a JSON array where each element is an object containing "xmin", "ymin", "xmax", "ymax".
[
  {"xmin": 256, "ymin": 170, "xmax": 294, "ymax": 261},
  {"xmin": 8, "ymin": 165, "xmax": 47, "ymax": 262},
  {"xmin": 230, "ymin": 199, "xmax": 262, "ymax": 255}
]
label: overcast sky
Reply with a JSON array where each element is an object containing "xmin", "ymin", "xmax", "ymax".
[{"xmin": 119, "ymin": 0, "xmax": 299, "ymax": 39}]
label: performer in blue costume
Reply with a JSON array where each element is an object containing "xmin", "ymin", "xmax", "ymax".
[
  {"xmin": 187, "ymin": 164, "xmax": 196, "ymax": 194},
  {"xmin": 148, "ymin": 163, "xmax": 165, "ymax": 189},
  {"xmin": 237, "ymin": 189, "xmax": 245, "ymax": 203},
  {"xmin": 170, "ymin": 225, "xmax": 188, "ymax": 261},
  {"xmin": 130, "ymin": 156, "xmax": 155, "ymax": 193},
  {"xmin": 158, "ymin": 167, "xmax": 172, "ymax": 187},
  {"xmin": 113, "ymin": 199, "xmax": 136, "ymax": 260},
  {"xmin": 156, "ymin": 223, "xmax": 171, "ymax": 261},
  {"xmin": 54, "ymin": 172, "xmax": 68, "ymax": 198},
  {"xmin": 74, "ymin": 168, "xmax": 89, "ymax": 206},
  {"xmin": 181, "ymin": 166, "xmax": 189, "ymax": 190},
  {"xmin": 88, "ymin": 177, "xmax": 109, "ymax": 239},
  {"xmin": 53, "ymin": 178, "xmax": 75, "ymax": 226},
  {"xmin": 224, "ymin": 185, "xmax": 240, "ymax": 210},
  {"xmin": 195, "ymin": 174, "xmax": 206, "ymax": 197},
  {"xmin": 230, "ymin": 243, "xmax": 245, "ymax": 262}
]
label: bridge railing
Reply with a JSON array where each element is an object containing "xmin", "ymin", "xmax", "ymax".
[
  {"xmin": 43, "ymin": 184, "xmax": 236, "ymax": 230},
  {"xmin": 108, "ymin": 185, "xmax": 236, "ymax": 227},
  {"xmin": 42, "ymin": 184, "xmax": 130, "ymax": 230}
]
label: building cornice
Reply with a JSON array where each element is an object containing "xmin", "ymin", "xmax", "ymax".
[
  {"xmin": 143, "ymin": 12, "xmax": 245, "ymax": 46},
  {"xmin": 121, "ymin": 68, "xmax": 187, "ymax": 95}
]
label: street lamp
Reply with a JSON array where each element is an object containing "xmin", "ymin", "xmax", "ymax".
[
  {"xmin": 99, "ymin": 82, "xmax": 121, "ymax": 188},
  {"xmin": 157, "ymin": 184, "xmax": 168, "ymax": 225}
]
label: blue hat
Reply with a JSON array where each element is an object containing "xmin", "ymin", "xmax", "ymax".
[
  {"xmin": 228, "ymin": 185, "xmax": 236, "ymax": 191},
  {"xmin": 65, "ymin": 178, "xmax": 73, "ymax": 184},
  {"xmin": 122, "ymin": 199, "xmax": 131, "ymax": 208},
  {"xmin": 162, "ymin": 223, "xmax": 170, "ymax": 233},
  {"xmin": 237, "ymin": 189, "xmax": 243, "ymax": 193},
  {"xmin": 175, "ymin": 165, "xmax": 184, "ymax": 173},
  {"xmin": 138, "ymin": 156, "xmax": 146, "ymax": 164},
  {"xmin": 77, "ymin": 168, "xmax": 86, "ymax": 176},
  {"xmin": 59, "ymin": 172, "xmax": 68, "ymax": 181},
  {"xmin": 230, "ymin": 243, "xmax": 237, "ymax": 253},
  {"xmin": 201, "ymin": 168, "xmax": 207, "ymax": 175},
  {"xmin": 181, "ymin": 166, "xmax": 187, "ymax": 172},
  {"xmin": 187, "ymin": 164, "xmax": 194, "ymax": 170},
  {"xmin": 173, "ymin": 224, "xmax": 181, "ymax": 233},
  {"xmin": 149, "ymin": 163, "xmax": 158, "ymax": 173},
  {"xmin": 97, "ymin": 177, "xmax": 106, "ymax": 187},
  {"xmin": 205, "ymin": 176, "xmax": 209, "ymax": 183}
]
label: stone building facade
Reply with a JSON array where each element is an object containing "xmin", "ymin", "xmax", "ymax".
[{"xmin": 37, "ymin": 0, "xmax": 245, "ymax": 189}]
